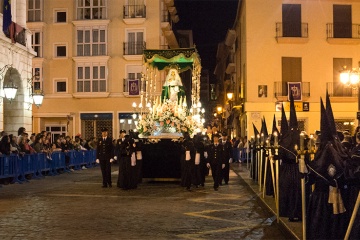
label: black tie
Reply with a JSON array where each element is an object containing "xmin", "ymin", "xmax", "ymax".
[{"xmin": 103, "ymin": 138, "xmax": 106, "ymax": 141}]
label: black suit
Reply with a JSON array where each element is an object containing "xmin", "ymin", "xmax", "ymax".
[
  {"xmin": 96, "ymin": 137, "xmax": 114, "ymax": 187},
  {"xmin": 221, "ymin": 140, "xmax": 233, "ymax": 184},
  {"xmin": 207, "ymin": 143, "xmax": 225, "ymax": 189}
]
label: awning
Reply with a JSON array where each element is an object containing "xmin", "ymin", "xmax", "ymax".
[{"xmin": 143, "ymin": 48, "xmax": 201, "ymax": 72}]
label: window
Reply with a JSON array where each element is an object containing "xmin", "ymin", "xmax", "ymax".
[
  {"xmin": 125, "ymin": 30, "xmax": 144, "ymax": 55},
  {"xmin": 282, "ymin": 57, "xmax": 302, "ymax": 83},
  {"xmin": 282, "ymin": 4, "xmax": 301, "ymax": 37},
  {"xmin": 45, "ymin": 125, "xmax": 67, "ymax": 143},
  {"xmin": 55, "ymin": 10, "xmax": 67, "ymax": 23},
  {"xmin": 32, "ymin": 67, "xmax": 42, "ymax": 90},
  {"xmin": 77, "ymin": 63, "xmax": 106, "ymax": 92},
  {"xmin": 54, "ymin": 79, "xmax": 67, "ymax": 93},
  {"xmin": 77, "ymin": 0, "xmax": 106, "ymax": 20},
  {"xmin": 54, "ymin": 44, "xmax": 67, "ymax": 58},
  {"xmin": 77, "ymin": 26, "xmax": 106, "ymax": 56},
  {"xmin": 28, "ymin": 0, "xmax": 43, "ymax": 22},
  {"xmin": 124, "ymin": 65, "xmax": 143, "ymax": 93},
  {"xmin": 333, "ymin": 5, "xmax": 352, "ymax": 38},
  {"xmin": 31, "ymin": 31, "xmax": 42, "ymax": 57}
]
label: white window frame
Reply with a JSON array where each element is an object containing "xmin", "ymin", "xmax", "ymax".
[
  {"xmin": 76, "ymin": 0, "xmax": 107, "ymax": 20},
  {"xmin": 32, "ymin": 66, "xmax": 43, "ymax": 91},
  {"xmin": 27, "ymin": 0, "xmax": 43, "ymax": 22},
  {"xmin": 54, "ymin": 42, "xmax": 68, "ymax": 58},
  {"xmin": 54, "ymin": 78, "xmax": 68, "ymax": 93},
  {"xmin": 31, "ymin": 30, "xmax": 43, "ymax": 58},
  {"xmin": 76, "ymin": 62, "xmax": 107, "ymax": 93},
  {"xmin": 125, "ymin": 28, "xmax": 145, "ymax": 55},
  {"xmin": 76, "ymin": 25, "xmax": 107, "ymax": 56},
  {"xmin": 54, "ymin": 8, "xmax": 67, "ymax": 24}
]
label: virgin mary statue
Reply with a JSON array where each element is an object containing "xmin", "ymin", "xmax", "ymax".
[{"xmin": 161, "ymin": 67, "xmax": 185, "ymax": 103}]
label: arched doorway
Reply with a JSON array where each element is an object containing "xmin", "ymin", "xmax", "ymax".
[{"xmin": 2, "ymin": 67, "xmax": 30, "ymax": 135}]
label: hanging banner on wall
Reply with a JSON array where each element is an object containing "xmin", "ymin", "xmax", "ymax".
[
  {"xmin": 129, "ymin": 79, "xmax": 140, "ymax": 95},
  {"xmin": 288, "ymin": 82, "xmax": 302, "ymax": 101}
]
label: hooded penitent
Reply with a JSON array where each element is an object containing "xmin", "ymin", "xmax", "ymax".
[
  {"xmin": 306, "ymin": 97, "xmax": 348, "ymax": 240},
  {"xmin": 278, "ymin": 91, "xmax": 301, "ymax": 220}
]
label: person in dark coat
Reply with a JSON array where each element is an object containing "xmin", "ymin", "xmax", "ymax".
[
  {"xmin": 192, "ymin": 134, "xmax": 205, "ymax": 187},
  {"xmin": 180, "ymin": 132, "xmax": 195, "ymax": 191},
  {"xmin": 206, "ymin": 133, "xmax": 225, "ymax": 191},
  {"xmin": 96, "ymin": 127, "xmax": 114, "ymax": 188},
  {"xmin": 306, "ymin": 97, "xmax": 349, "ymax": 240},
  {"xmin": 278, "ymin": 94, "xmax": 302, "ymax": 222},
  {"xmin": 220, "ymin": 132, "xmax": 233, "ymax": 185},
  {"xmin": 346, "ymin": 132, "xmax": 360, "ymax": 239}
]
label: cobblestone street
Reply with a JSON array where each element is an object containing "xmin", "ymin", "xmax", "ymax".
[{"xmin": 0, "ymin": 164, "xmax": 289, "ymax": 240}]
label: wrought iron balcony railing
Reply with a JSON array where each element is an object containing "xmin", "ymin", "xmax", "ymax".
[
  {"xmin": 276, "ymin": 22, "xmax": 308, "ymax": 38},
  {"xmin": 123, "ymin": 5, "xmax": 146, "ymax": 19},
  {"xmin": 274, "ymin": 81, "xmax": 310, "ymax": 98},
  {"xmin": 326, "ymin": 23, "xmax": 360, "ymax": 39},
  {"xmin": 123, "ymin": 41, "xmax": 146, "ymax": 55},
  {"xmin": 326, "ymin": 82, "xmax": 358, "ymax": 97}
]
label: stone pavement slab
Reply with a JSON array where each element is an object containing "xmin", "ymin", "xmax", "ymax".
[{"xmin": 0, "ymin": 164, "xmax": 292, "ymax": 240}]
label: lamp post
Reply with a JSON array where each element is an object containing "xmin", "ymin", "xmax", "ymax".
[
  {"xmin": 340, "ymin": 65, "xmax": 360, "ymax": 126},
  {"xmin": 0, "ymin": 65, "xmax": 18, "ymax": 103}
]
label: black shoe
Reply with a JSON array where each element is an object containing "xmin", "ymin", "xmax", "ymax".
[
  {"xmin": 186, "ymin": 187, "xmax": 191, "ymax": 191},
  {"xmin": 102, "ymin": 185, "xmax": 107, "ymax": 188},
  {"xmin": 200, "ymin": 183, "xmax": 204, "ymax": 187},
  {"xmin": 214, "ymin": 187, "xmax": 218, "ymax": 191},
  {"xmin": 225, "ymin": 182, "xmax": 228, "ymax": 185},
  {"xmin": 108, "ymin": 183, "xmax": 112, "ymax": 188},
  {"xmin": 219, "ymin": 183, "xmax": 223, "ymax": 186}
]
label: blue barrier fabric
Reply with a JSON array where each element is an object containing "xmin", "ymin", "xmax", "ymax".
[{"xmin": 0, "ymin": 150, "xmax": 96, "ymax": 184}]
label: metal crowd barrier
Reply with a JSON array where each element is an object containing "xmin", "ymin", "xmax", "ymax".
[{"xmin": 0, "ymin": 150, "xmax": 97, "ymax": 185}]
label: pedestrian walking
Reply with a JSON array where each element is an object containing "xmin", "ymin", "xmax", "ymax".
[{"xmin": 221, "ymin": 132, "xmax": 233, "ymax": 185}]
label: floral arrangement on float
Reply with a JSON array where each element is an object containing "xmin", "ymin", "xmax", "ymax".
[{"xmin": 137, "ymin": 96, "xmax": 196, "ymax": 136}]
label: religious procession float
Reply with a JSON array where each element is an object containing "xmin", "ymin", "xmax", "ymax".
[{"xmin": 133, "ymin": 48, "xmax": 204, "ymax": 179}]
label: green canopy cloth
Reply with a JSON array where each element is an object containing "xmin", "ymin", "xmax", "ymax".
[{"xmin": 143, "ymin": 48, "xmax": 201, "ymax": 72}]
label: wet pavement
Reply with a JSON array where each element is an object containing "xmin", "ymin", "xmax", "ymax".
[{"xmin": 0, "ymin": 163, "xmax": 294, "ymax": 240}]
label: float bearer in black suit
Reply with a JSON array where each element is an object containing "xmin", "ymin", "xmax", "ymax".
[
  {"xmin": 221, "ymin": 132, "xmax": 233, "ymax": 185},
  {"xmin": 206, "ymin": 133, "xmax": 225, "ymax": 191},
  {"xmin": 96, "ymin": 127, "xmax": 114, "ymax": 188}
]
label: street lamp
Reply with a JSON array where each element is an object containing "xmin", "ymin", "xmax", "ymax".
[
  {"xmin": 340, "ymin": 65, "xmax": 360, "ymax": 125},
  {"xmin": 0, "ymin": 65, "xmax": 18, "ymax": 103}
]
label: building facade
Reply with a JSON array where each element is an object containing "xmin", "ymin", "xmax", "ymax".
[
  {"xmin": 219, "ymin": 0, "xmax": 360, "ymax": 138},
  {"xmin": 27, "ymin": 0, "xmax": 182, "ymax": 140},
  {"xmin": 0, "ymin": 0, "xmax": 37, "ymax": 134}
]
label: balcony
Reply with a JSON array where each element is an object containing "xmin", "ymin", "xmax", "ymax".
[
  {"xmin": 123, "ymin": 78, "xmax": 146, "ymax": 97},
  {"xmin": 274, "ymin": 81, "xmax": 310, "ymax": 101},
  {"xmin": 275, "ymin": 22, "xmax": 309, "ymax": 43},
  {"xmin": 123, "ymin": 5, "xmax": 146, "ymax": 24},
  {"xmin": 123, "ymin": 41, "xmax": 146, "ymax": 60},
  {"xmin": 326, "ymin": 23, "xmax": 360, "ymax": 44},
  {"xmin": 326, "ymin": 82, "xmax": 358, "ymax": 102}
]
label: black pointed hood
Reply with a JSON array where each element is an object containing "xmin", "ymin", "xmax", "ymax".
[
  {"xmin": 320, "ymin": 97, "xmax": 334, "ymax": 144},
  {"xmin": 272, "ymin": 114, "xmax": 279, "ymax": 135},
  {"xmin": 325, "ymin": 91, "xmax": 337, "ymax": 137},
  {"xmin": 280, "ymin": 103, "xmax": 288, "ymax": 135},
  {"xmin": 261, "ymin": 117, "xmax": 269, "ymax": 138},
  {"xmin": 253, "ymin": 123, "xmax": 259, "ymax": 137},
  {"xmin": 289, "ymin": 91, "xmax": 298, "ymax": 130}
]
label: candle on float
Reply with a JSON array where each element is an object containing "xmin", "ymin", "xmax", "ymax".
[
  {"xmin": 300, "ymin": 132, "xmax": 305, "ymax": 151},
  {"xmin": 273, "ymin": 132, "xmax": 278, "ymax": 147},
  {"xmin": 256, "ymin": 134, "xmax": 260, "ymax": 145},
  {"xmin": 260, "ymin": 133, "xmax": 264, "ymax": 145},
  {"xmin": 309, "ymin": 134, "xmax": 314, "ymax": 151},
  {"xmin": 266, "ymin": 139, "xmax": 270, "ymax": 147}
]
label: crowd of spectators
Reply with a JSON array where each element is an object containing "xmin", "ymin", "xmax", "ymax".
[{"xmin": 0, "ymin": 127, "xmax": 98, "ymax": 163}]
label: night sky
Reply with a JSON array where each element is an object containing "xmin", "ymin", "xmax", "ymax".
[{"xmin": 174, "ymin": 0, "xmax": 239, "ymax": 79}]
